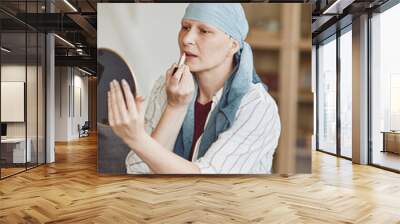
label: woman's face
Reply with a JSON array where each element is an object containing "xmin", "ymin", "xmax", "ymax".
[{"xmin": 178, "ymin": 19, "xmax": 238, "ymax": 73}]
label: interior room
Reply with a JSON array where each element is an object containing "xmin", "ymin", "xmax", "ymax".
[
  {"xmin": 0, "ymin": 27, "xmax": 46, "ymax": 178},
  {"xmin": 0, "ymin": 0, "xmax": 399, "ymax": 223},
  {"xmin": 370, "ymin": 3, "xmax": 400, "ymax": 171}
]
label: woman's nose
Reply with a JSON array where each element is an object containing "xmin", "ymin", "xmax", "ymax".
[{"xmin": 182, "ymin": 30, "xmax": 196, "ymax": 46}]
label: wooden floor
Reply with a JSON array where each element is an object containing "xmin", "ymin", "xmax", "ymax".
[
  {"xmin": 372, "ymin": 150, "xmax": 400, "ymax": 171},
  {"xmin": 1, "ymin": 167, "xmax": 26, "ymax": 178},
  {"xmin": 0, "ymin": 134, "xmax": 400, "ymax": 223}
]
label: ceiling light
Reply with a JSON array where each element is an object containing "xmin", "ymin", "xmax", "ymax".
[
  {"xmin": 323, "ymin": 0, "xmax": 355, "ymax": 15},
  {"xmin": 63, "ymin": 0, "xmax": 78, "ymax": 12},
  {"xmin": 78, "ymin": 67, "xmax": 93, "ymax": 76},
  {"xmin": 54, "ymin": 34, "xmax": 75, "ymax": 48},
  {"xmin": 1, "ymin": 47, "xmax": 11, "ymax": 53}
]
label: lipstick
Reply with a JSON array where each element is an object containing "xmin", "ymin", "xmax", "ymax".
[{"xmin": 172, "ymin": 53, "xmax": 186, "ymax": 75}]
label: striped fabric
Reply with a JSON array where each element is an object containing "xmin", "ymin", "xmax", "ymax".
[{"xmin": 125, "ymin": 76, "xmax": 281, "ymax": 174}]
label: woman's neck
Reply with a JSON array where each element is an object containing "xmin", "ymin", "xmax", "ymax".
[{"xmin": 195, "ymin": 56, "xmax": 235, "ymax": 104}]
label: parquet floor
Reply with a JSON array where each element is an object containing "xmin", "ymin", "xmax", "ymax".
[
  {"xmin": 1, "ymin": 167, "xmax": 26, "ymax": 178},
  {"xmin": 0, "ymin": 134, "xmax": 400, "ymax": 223}
]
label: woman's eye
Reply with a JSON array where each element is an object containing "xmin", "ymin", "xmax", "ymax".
[
  {"xmin": 182, "ymin": 26, "xmax": 190, "ymax": 31},
  {"xmin": 201, "ymin": 29, "xmax": 210, "ymax": 34}
]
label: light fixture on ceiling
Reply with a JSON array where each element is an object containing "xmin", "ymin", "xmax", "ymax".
[
  {"xmin": 76, "ymin": 48, "xmax": 86, "ymax": 55},
  {"xmin": 78, "ymin": 67, "xmax": 93, "ymax": 76},
  {"xmin": 63, "ymin": 0, "xmax": 78, "ymax": 12},
  {"xmin": 322, "ymin": 0, "xmax": 355, "ymax": 15},
  {"xmin": 54, "ymin": 34, "xmax": 75, "ymax": 48},
  {"xmin": 1, "ymin": 47, "xmax": 11, "ymax": 53}
]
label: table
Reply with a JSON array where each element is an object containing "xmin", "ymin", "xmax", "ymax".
[
  {"xmin": 381, "ymin": 131, "xmax": 400, "ymax": 154},
  {"xmin": 1, "ymin": 138, "xmax": 32, "ymax": 163}
]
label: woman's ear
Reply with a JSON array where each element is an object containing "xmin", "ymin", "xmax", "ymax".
[{"xmin": 231, "ymin": 38, "xmax": 240, "ymax": 55}]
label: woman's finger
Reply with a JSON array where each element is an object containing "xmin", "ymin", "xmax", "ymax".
[
  {"xmin": 168, "ymin": 63, "xmax": 177, "ymax": 73},
  {"xmin": 166, "ymin": 63, "xmax": 177, "ymax": 83},
  {"xmin": 112, "ymin": 80, "xmax": 126, "ymax": 110},
  {"xmin": 113, "ymin": 80, "xmax": 131, "ymax": 122},
  {"xmin": 107, "ymin": 91, "xmax": 115, "ymax": 126},
  {"xmin": 109, "ymin": 81, "xmax": 121, "ymax": 124},
  {"xmin": 121, "ymin": 79, "xmax": 137, "ymax": 116},
  {"xmin": 110, "ymin": 80, "xmax": 128, "ymax": 123},
  {"xmin": 180, "ymin": 65, "xmax": 194, "ymax": 88},
  {"xmin": 170, "ymin": 64, "xmax": 185, "ymax": 86}
]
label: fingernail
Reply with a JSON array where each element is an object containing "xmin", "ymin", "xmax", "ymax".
[{"xmin": 122, "ymin": 79, "xmax": 127, "ymax": 85}]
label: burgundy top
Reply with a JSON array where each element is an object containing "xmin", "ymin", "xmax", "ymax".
[{"xmin": 189, "ymin": 100, "xmax": 213, "ymax": 160}]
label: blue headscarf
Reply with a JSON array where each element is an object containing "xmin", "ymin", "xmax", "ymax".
[{"xmin": 173, "ymin": 3, "xmax": 267, "ymax": 160}]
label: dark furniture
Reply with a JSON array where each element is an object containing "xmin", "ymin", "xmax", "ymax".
[
  {"xmin": 381, "ymin": 131, "xmax": 400, "ymax": 155},
  {"xmin": 78, "ymin": 121, "xmax": 90, "ymax": 138}
]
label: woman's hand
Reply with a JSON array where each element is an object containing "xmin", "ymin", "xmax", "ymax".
[
  {"xmin": 165, "ymin": 63, "xmax": 195, "ymax": 109},
  {"xmin": 108, "ymin": 79, "xmax": 200, "ymax": 174},
  {"xmin": 108, "ymin": 79, "xmax": 147, "ymax": 148}
]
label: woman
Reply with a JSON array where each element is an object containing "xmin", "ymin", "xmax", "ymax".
[{"xmin": 108, "ymin": 3, "xmax": 281, "ymax": 174}]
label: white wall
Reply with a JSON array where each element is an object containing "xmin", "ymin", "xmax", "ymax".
[
  {"xmin": 55, "ymin": 67, "xmax": 89, "ymax": 141},
  {"xmin": 1, "ymin": 82, "xmax": 25, "ymax": 122},
  {"xmin": 98, "ymin": 3, "xmax": 188, "ymax": 102},
  {"xmin": 71, "ymin": 73, "xmax": 89, "ymax": 138},
  {"xmin": 1, "ymin": 64, "xmax": 46, "ymax": 164},
  {"xmin": 1, "ymin": 65, "xmax": 31, "ymax": 138},
  {"xmin": 55, "ymin": 67, "xmax": 69, "ymax": 141},
  {"xmin": 1, "ymin": 66, "xmax": 26, "ymax": 126}
]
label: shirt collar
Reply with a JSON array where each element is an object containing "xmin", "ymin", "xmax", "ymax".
[{"xmin": 212, "ymin": 87, "xmax": 224, "ymax": 104}]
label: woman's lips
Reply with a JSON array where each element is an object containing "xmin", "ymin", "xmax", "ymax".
[
  {"xmin": 185, "ymin": 54, "xmax": 198, "ymax": 60},
  {"xmin": 184, "ymin": 51, "xmax": 197, "ymax": 56}
]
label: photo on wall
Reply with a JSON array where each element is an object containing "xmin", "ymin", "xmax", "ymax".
[{"xmin": 97, "ymin": 3, "xmax": 312, "ymax": 175}]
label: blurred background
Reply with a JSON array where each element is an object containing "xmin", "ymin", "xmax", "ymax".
[{"xmin": 243, "ymin": 4, "xmax": 312, "ymax": 173}]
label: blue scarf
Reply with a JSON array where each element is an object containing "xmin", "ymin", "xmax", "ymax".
[{"xmin": 173, "ymin": 3, "xmax": 267, "ymax": 160}]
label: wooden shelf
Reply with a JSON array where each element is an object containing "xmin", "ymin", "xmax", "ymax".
[
  {"xmin": 269, "ymin": 91, "xmax": 313, "ymax": 104},
  {"xmin": 247, "ymin": 29, "xmax": 312, "ymax": 53},
  {"xmin": 247, "ymin": 29, "xmax": 281, "ymax": 50}
]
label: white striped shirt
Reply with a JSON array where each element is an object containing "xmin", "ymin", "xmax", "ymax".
[{"xmin": 125, "ymin": 76, "xmax": 281, "ymax": 174}]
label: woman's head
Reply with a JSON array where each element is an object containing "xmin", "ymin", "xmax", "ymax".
[
  {"xmin": 179, "ymin": 3, "xmax": 248, "ymax": 73},
  {"xmin": 178, "ymin": 19, "xmax": 239, "ymax": 72}
]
